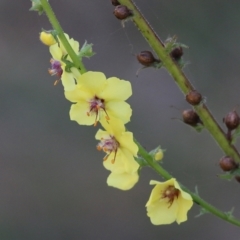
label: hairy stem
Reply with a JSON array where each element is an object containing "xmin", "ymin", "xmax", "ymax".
[
  {"xmin": 40, "ymin": 0, "xmax": 86, "ymax": 74},
  {"xmin": 118, "ymin": 0, "xmax": 240, "ymax": 163}
]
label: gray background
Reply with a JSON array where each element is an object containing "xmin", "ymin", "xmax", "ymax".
[{"xmin": 1, "ymin": 0, "xmax": 240, "ymax": 239}]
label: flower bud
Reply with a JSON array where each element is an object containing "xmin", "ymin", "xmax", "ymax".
[
  {"xmin": 113, "ymin": 5, "xmax": 132, "ymax": 20},
  {"xmin": 185, "ymin": 90, "xmax": 202, "ymax": 106},
  {"xmin": 235, "ymin": 176, "xmax": 240, "ymax": 183},
  {"xmin": 154, "ymin": 149, "xmax": 164, "ymax": 161},
  {"xmin": 137, "ymin": 51, "xmax": 159, "ymax": 67},
  {"xmin": 39, "ymin": 31, "xmax": 56, "ymax": 46},
  {"xmin": 111, "ymin": 0, "xmax": 120, "ymax": 6},
  {"xmin": 223, "ymin": 110, "xmax": 240, "ymax": 131},
  {"xmin": 182, "ymin": 109, "xmax": 200, "ymax": 126},
  {"xmin": 219, "ymin": 156, "xmax": 238, "ymax": 172},
  {"xmin": 170, "ymin": 47, "xmax": 183, "ymax": 60}
]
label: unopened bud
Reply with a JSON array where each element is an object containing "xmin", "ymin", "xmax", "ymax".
[
  {"xmin": 113, "ymin": 5, "xmax": 132, "ymax": 20},
  {"xmin": 219, "ymin": 156, "xmax": 238, "ymax": 172},
  {"xmin": 154, "ymin": 149, "xmax": 164, "ymax": 161},
  {"xmin": 186, "ymin": 90, "xmax": 202, "ymax": 106},
  {"xmin": 182, "ymin": 109, "xmax": 200, "ymax": 126},
  {"xmin": 235, "ymin": 176, "xmax": 240, "ymax": 183},
  {"xmin": 111, "ymin": 0, "xmax": 120, "ymax": 6},
  {"xmin": 170, "ymin": 47, "xmax": 183, "ymax": 60},
  {"xmin": 223, "ymin": 110, "xmax": 240, "ymax": 131},
  {"xmin": 40, "ymin": 31, "xmax": 56, "ymax": 46},
  {"xmin": 137, "ymin": 51, "xmax": 160, "ymax": 67}
]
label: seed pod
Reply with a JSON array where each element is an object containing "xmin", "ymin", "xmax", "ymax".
[
  {"xmin": 223, "ymin": 110, "xmax": 240, "ymax": 131},
  {"xmin": 113, "ymin": 5, "xmax": 132, "ymax": 20},
  {"xmin": 182, "ymin": 109, "xmax": 200, "ymax": 126},
  {"xmin": 170, "ymin": 47, "xmax": 183, "ymax": 60},
  {"xmin": 111, "ymin": 0, "xmax": 120, "ymax": 6},
  {"xmin": 235, "ymin": 176, "xmax": 240, "ymax": 183},
  {"xmin": 186, "ymin": 90, "xmax": 202, "ymax": 106},
  {"xmin": 219, "ymin": 156, "xmax": 238, "ymax": 172},
  {"xmin": 137, "ymin": 51, "xmax": 159, "ymax": 67}
]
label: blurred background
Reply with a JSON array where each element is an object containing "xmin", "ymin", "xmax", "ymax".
[{"xmin": 1, "ymin": 0, "xmax": 240, "ymax": 239}]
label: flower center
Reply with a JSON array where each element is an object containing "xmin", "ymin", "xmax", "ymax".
[
  {"xmin": 161, "ymin": 185, "xmax": 180, "ymax": 207},
  {"xmin": 87, "ymin": 96, "xmax": 110, "ymax": 126},
  {"xmin": 97, "ymin": 135, "xmax": 119, "ymax": 163},
  {"xmin": 48, "ymin": 58, "xmax": 63, "ymax": 85}
]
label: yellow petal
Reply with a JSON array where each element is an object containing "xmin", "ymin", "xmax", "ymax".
[
  {"xmin": 100, "ymin": 117, "xmax": 126, "ymax": 137},
  {"xmin": 103, "ymin": 150, "xmax": 125, "ymax": 173},
  {"xmin": 120, "ymin": 148, "xmax": 139, "ymax": 173},
  {"xmin": 117, "ymin": 132, "xmax": 138, "ymax": 156},
  {"xmin": 65, "ymin": 85, "xmax": 93, "ymax": 103},
  {"xmin": 106, "ymin": 171, "xmax": 139, "ymax": 190},
  {"xmin": 146, "ymin": 198, "xmax": 179, "ymax": 225},
  {"xmin": 49, "ymin": 44, "xmax": 62, "ymax": 60},
  {"xmin": 176, "ymin": 195, "xmax": 193, "ymax": 224},
  {"xmin": 102, "ymin": 147, "xmax": 138, "ymax": 174},
  {"xmin": 61, "ymin": 71, "xmax": 76, "ymax": 91},
  {"xmin": 70, "ymin": 102, "xmax": 95, "ymax": 125},
  {"xmin": 78, "ymin": 71, "xmax": 107, "ymax": 95},
  {"xmin": 95, "ymin": 129, "xmax": 109, "ymax": 141},
  {"xmin": 106, "ymin": 101, "xmax": 132, "ymax": 124},
  {"xmin": 146, "ymin": 183, "xmax": 164, "ymax": 206},
  {"xmin": 99, "ymin": 77, "xmax": 132, "ymax": 101}
]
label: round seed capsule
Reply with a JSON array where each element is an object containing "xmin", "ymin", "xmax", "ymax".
[
  {"xmin": 186, "ymin": 90, "xmax": 202, "ymax": 106},
  {"xmin": 223, "ymin": 110, "xmax": 240, "ymax": 131},
  {"xmin": 111, "ymin": 0, "xmax": 120, "ymax": 6},
  {"xmin": 137, "ymin": 51, "xmax": 159, "ymax": 67},
  {"xmin": 219, "ymin": 156, "xmax": 238, "ymax": 172},
  {"xmin": 170, "ymin": 47, "xmax": 183, "ymax": 60},
  {"xmin": 113, "ymin": 5, "xmax": 132, "ymax": 20},
  {"xmin": 182, "ymin": 109, "xmax": 200, "ymax": 126}
]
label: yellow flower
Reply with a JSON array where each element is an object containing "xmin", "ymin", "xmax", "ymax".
[
  {"xmin": 95, "ymin": 118, "xmax": 139, "ymax": 190},
  {"xmin": 39, "ymin": 31, "xmax": 56, "ymax": 46},
  {"xmin": 65, "ymin": 71, "xmax": 132, "ymax": 126},
  {"xmin": 49, "ymin": 33, "xmax": 80, "ymax": 91},
  {"xmin": 146, "ymin": 179, "xmax": 193, "ymax": 225}
]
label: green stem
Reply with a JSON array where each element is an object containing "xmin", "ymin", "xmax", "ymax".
[
  {"xmin": 135, "ymin": 139, "xmax": 240, "ymax": 227},
  {"xmin": 40, "ymin": 0, "xmax": 87, "ymax": 74},
  {"xmin": 38, "ymin": 0, "xmax": 240, "ymax": 227},
  {"xmin": 119, "ymin": 0, "xmax": 240, "ymax": 163}
]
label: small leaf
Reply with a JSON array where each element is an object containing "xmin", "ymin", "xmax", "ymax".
[
  {"xmin": 195, "ymin": 208, "xmax": 209, "ymax": 218},
  {"xmin": 29, "ymin": 0, "xmax": 45, "ymax": 15},
  {"xmin": 225, "ymin": 207, "xmax": 234, "ymax": 218},
  {"xmin": 218, "ymin": 172, "xmax": 234, "ymax": 181},
  {"xmin": 79, "ymin": 41, "xmax": 95, "ymax": 59},
  {"xmin": 194, "ymin": 185, "xmax": 199, "ymax": 195}
]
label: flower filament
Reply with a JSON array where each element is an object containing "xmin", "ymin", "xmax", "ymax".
[
  {"xmin": 97, "ymin": 135, "xmax": 119, "ymax": 164},
  {"xmin": 161, "ymin": 185, "xmax": 180, "ymax": 207},
  {"xmin": 87, "ymin": 96, "xmax": 110, "ymax": 126},
  {"xmin": 48, "ymin": 58, "xmax": 63, "ymax": 85}
]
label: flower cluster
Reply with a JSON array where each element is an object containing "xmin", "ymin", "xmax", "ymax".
[
  {"xmin": 40, "ymin": 31, "xmax": 81, "ymax": 91},
  {"xmin": 40, "ymin": 30, "xmax": 193, "ymax": 225}
]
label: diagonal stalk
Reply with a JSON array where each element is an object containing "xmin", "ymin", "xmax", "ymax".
[
  {"xmin": 118, "ymin": 0, "xmax": 240, "ymax": 163},
  {"xmin": 40, "ymin": 0, "xmax": 86, "ymax": 74}
]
